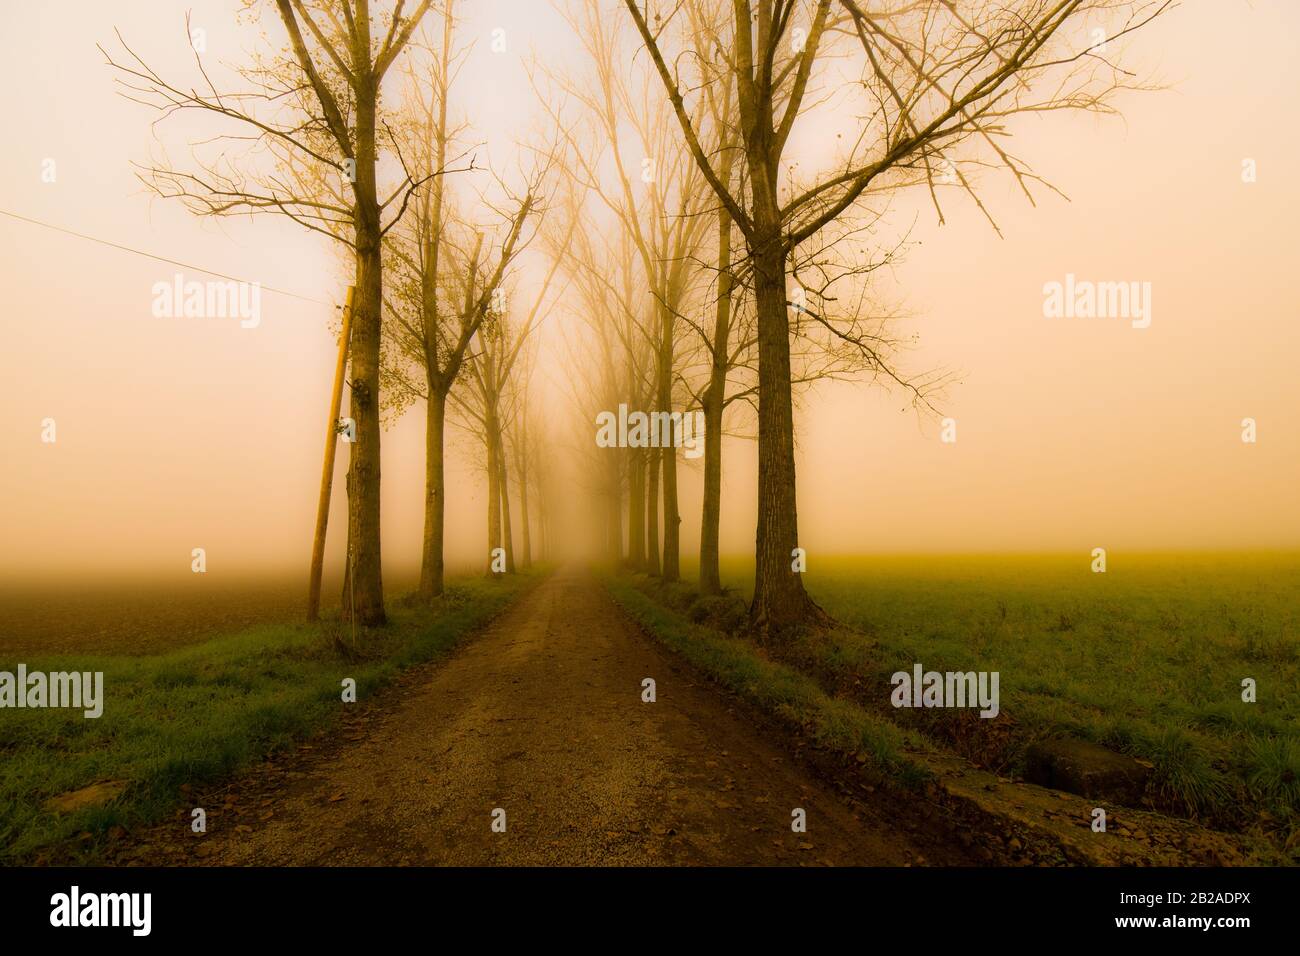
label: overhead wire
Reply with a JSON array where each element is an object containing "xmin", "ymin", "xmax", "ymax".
[{"xmin": 0, "ymin": 208, "xmax": 339, "ymax": 308}]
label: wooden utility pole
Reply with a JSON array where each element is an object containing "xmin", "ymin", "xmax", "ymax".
[{"xmin": 307, "ymin": 286, "xmax": 356, "ymax": 621}]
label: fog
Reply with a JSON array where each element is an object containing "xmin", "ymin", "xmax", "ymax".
[{"xmin": 2, "ymin": 0, "xmax": 1297, "ymax": 589}]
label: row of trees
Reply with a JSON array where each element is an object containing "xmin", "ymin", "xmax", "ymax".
[
  {"xmin": 107, "ymin": 0, "xmax": 1169, "ymax": 636},
  {"xmin": 107, "ymin": 0, "xmax": 563, "ymax": 626},
  {"xmin": 559, "ymin": 0, "xmax": 1169, "ymax": 634}
]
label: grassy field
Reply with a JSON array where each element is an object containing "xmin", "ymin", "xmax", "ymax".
[
  {"xmin": 650, "ymin": 553, "xmax": 1300, "ymax": 836},
  {"xmin": 0, "ymin": 571, "xmax": 540, "ymax": 864}
]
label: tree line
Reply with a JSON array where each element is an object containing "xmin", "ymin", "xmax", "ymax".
[{"xmin": 105, "ymin": 0, "xmax": 1169, "ymax": 636}]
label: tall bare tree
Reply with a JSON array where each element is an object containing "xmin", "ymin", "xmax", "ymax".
[
  {"xmin": 452, "ymin": 225, "xmax": 570, "ymax": 574},
  {"xmin": 548, "ymin": 172, "xmax": 660, "ymax": 568},
  {"xmin": 106, "ymin": 0, "xmax": 447, "ymax": 625},
  {"xmin": 623, "ymin": 0, "xmax": 1170, "ymax": 634},
  {"xmin": 543, "ymin": 0, "xmax": 724, "ymax": 582},
  {"xmin": 380, "ymin": 1, "xmax": 543, "ymax": 599}
]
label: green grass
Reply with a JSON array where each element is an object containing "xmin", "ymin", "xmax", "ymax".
[
  {"xmin": 603, "ymin": 573, "xmax": 933, "ymax": 789},
  {"xmin": 0, "ymin": 571, "xmax": 542, "ymax": 864},
  {"xmin": 656, "ymin": 553, "xmax": 1300, "ymax": 833}
]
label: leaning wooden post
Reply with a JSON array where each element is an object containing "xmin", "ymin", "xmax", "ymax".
[{"xmin": 307, "ymin": 285, "xmax": 356, "ymax": 621}]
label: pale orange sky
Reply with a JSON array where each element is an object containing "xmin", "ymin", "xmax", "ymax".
[{"xmin": 1, "ymin": 0, "xmax": 1297, "ymax": 582}]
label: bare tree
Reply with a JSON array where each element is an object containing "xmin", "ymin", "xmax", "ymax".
[
  {"xmin": 380, "ymin": 1, "xmax": 544, "ymax": 599},
  {"xmin": 105, "ymin": 0, "xmax": 449, "ymax": 626},
  {"xmin": 547, "ymin": 171, "xmax": 661, "ymax": 568},
  {"xmin": 622, "ymin": 0, "xmax": 1171, "ymax": 634},
  {"xmin": 451, "ymin": 225, "xmax": 570, "ymax": 574},
  {"xmin": 508, "ymin": 375, "xmax": 535, "ymax": 570},
  {"xmin": 542, "ymin": 0, "xmax": 726, "ymax": 582}
]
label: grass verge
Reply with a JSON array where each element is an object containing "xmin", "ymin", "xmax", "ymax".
[{"xmin": 0, "ymin": 570, "xmax": 543, "ymax": 864}]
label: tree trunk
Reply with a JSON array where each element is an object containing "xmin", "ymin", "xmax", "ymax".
[
  {"xmin": 699, "ymin": 201, "xmax": 733, "ymax": 596},
  {"xmin": 485, "ymin": 404, "xmax": 501, "ymax": 575},
  {"xmin": 418, "ymin": 387, "xmax": 447, "ymax": 600},
  {"xmin": 607, "ymin": 447, "xmax": 623, "ymax": 562},
  {"xmin": 518, "ymin": 426, "xmax": 532, "ymax": 570},
  {"xmin": 658, "ymin": 306, "xmax": 680, "ymax": 582},
  {"xmin": 342, "ymin": 86, "xmax": 386, "ymax": 625},
  {"xmin": 645, "ymin": 445, "xmax": 661, "ymax": 575},
  {"xmin": 698, "ymin": 384, "xmax": 724, "ymax": 594},
  {"xmin": 748, "ymin": 231, "xmax": 822, "ymax": 633},
  {"xmin": 537, "ymin": 472, "xmax": 548, "ymax": 561},
  {"xmin": 627, "ymin": 447, "xmax": 645, "ymax": 569},
  {"xmin": 498, "ymin": 425, "xmax": 516, "ymax": 573}
]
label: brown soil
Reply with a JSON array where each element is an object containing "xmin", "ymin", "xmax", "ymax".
[{"xmin": 0, "ymin": 570, "xmax": 425, "ymax": 657}]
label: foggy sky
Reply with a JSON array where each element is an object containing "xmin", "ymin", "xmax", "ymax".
[{"xmin": 1, "ymin": 0, "xmax": 1296, "ymax": 583}]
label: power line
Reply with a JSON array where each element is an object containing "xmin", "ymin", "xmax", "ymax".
[{"xmin": 0, "ymin": 208, "xmax": 337, "ymax": 307}]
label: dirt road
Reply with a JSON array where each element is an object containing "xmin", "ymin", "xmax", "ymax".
[{"xmin": 125, "ymin": 566, "xmax": 952, "ymax": 866}]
